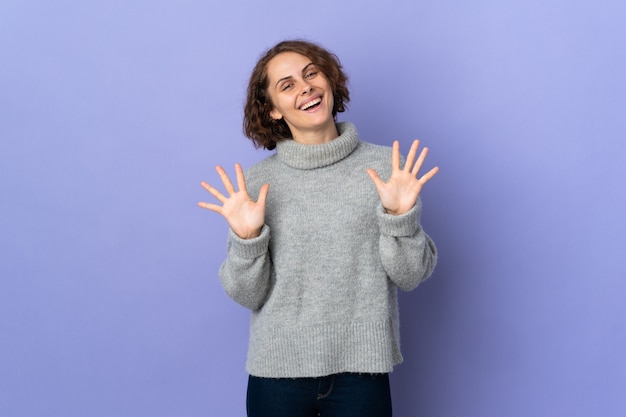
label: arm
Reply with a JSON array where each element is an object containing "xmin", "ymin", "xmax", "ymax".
[
  {"xmin": 218, "ymin": 225, "xmax": 272, "ymax": 310},
  {"xmin": 199, "ymin": 163, "xmax": 272, "ymax": 309},
  {"xmin": 367, "ymin": 139, "xmax": 439, "ymax": 291},
  {"xmin": 377, "ymin": 200, "xmax": 437, "ymax": 291}
]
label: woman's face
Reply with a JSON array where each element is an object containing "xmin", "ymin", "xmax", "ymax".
[{"xmin": 265, "ymin": 52, "xmax": 336, "ymax": 143}]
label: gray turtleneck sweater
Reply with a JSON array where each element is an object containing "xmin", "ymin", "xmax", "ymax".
[{"xmin": 219, "ymin": 122, "xmax": 437, "ymax": 378}]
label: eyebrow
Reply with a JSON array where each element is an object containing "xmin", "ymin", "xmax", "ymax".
[{"xmin": 274, "ymin": 62, "xmax": 315, "ymax": 89}]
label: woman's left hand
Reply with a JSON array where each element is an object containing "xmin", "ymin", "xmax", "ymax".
[{"xmin": 367, "ymin": 140, "xmax": 439, "ymax": 216}]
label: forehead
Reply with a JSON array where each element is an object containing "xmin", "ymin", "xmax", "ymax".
[{"xmin": 266, "ymin": 52, "xmax": 312, "ymax": 81}]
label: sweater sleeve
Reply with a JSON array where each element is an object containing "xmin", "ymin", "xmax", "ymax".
[
  {"xmin": 376, "ymin": 199, "xmax": 437, "ymax": 291},
  {"xmin": 218, "ymin": 225, "xmax": 272, "ymax": 311}
]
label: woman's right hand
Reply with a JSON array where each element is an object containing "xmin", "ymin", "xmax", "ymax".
[{"xmin": 198, "ymin": 163, "xmax": 269, "ymax": 239}]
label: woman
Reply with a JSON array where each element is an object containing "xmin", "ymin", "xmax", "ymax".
[{"xmin": 199, "ymin": 39, "xmax": 439, "ymax": 417}]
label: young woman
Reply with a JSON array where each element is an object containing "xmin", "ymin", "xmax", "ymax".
[{"xmin": 199, "ymin": 40, "xmax": 439, "ymax": 417}]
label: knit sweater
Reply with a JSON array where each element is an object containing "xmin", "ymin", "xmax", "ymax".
[{"xmin": 218, "ymin": 121, "xmax": 437, "ymax": 378}]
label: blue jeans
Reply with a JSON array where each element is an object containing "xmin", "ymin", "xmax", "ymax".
[{"xmin": 246, "ymin": 373, "xmax": 392, "ymax": 417}]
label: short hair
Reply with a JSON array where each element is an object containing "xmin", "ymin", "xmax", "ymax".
[{"xmin": 243, "ymin": 40, "xmax": 350, "ymax": 150}]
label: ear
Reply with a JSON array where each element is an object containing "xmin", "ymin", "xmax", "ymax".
[{"xmin": 270, "ymin": 108, "xmax": 283, "ymax": 121}]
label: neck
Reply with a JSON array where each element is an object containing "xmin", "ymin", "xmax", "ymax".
[
  {"xmin": 290, "ymin": 121, "xmax": 339, "ymax": 145},
  {"xmin": 276, "ymin": 122, "xmax": 359, "ymax": 170}
]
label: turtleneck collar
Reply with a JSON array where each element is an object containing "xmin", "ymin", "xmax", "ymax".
[{"xmin": 275, "ymin": 122, "xmax": 359, "ymax": 170}]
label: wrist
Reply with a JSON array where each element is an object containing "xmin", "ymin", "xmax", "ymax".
[
  {"xmin": 384, "ymin": 207, "xmax": 406, "ymax": 216},
  {"xmin": 245, "ymin": 228, "xmax": 262, "ymax": 239}
]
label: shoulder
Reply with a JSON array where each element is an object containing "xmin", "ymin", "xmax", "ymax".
[
  {"xmin": 244, "ymin": 153, "xmax": 280, "ymax": 193},
  {"xmin": 351, "ymin": 140, "xmax": 393, "ymax": 171},
  {"xmin": 246, "ymin": 153, "xmax": 279, "ymax": 175},
  {"xmin": 338, "ymin": 121, "xmax": 392, "ymax": 162},
  {"xmin": 356, "ymin": 141, "xmax": 392, "ymax": 157}
]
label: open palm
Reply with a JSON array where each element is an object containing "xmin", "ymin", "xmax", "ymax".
[
  {"xmin": 198, "ymin": 163, "xmax": 269, "ymax": 239},
  {"xmin": 367, "ymin": 140, "xmax": 439, "ymax": 216}
]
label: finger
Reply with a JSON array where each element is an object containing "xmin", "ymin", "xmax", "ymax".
[
  {"xmin": 216, "ymin": 165, "xmax": 236, "ymax": 195},
  {"xmin": 418, "ymin": 166, "xmax": 440, "ymax": 184},
  {"xmin": 391, "ymin": 140, "xmax": 401, "ymax": 171},
  {"xmin": 411, "ymin": 147, "xmax": 429, "ymax": 176},
  {"xmin": 200, "ymin": 181, "xmax": 226, "ymax": 203},
  {"xmin": 257, "ymin": 183, "xmax": 270, "ymax": 206},
  {"xmin": 404, "ymin": 140, "xmax": 420, "ymax": 172},
  {"xmin": 197, "ymin": 201, "xmax": 223, "ymax": 214},
  {"xmin": 235, "ymin": 163, "xmax": 248, "ymax": 193}
]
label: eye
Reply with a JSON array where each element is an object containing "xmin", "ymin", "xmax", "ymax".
[
  {"xmin": 280, "ymin": 82, "xmax": 294, "ymax": 91},
  {"xmin": 305, "ymin": 70, "xmax": 318, "ymax": 79}
]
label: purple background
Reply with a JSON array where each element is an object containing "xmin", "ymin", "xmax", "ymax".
[{"xmin": 2, "ymin": 0, "xmax": 625, "ymax": 416}]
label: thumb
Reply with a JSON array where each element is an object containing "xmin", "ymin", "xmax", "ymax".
[
  {"xmin": 366, "ymin": 168, "xmax": 384, "ymax": 189},
  {"xmin": 257, "ymin": 183, "xmax": 270, "ymax": 206}
]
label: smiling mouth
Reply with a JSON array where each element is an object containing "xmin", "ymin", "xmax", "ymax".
[{"xmin": 300, "ymin": 97, "xmax": 322, "ymax": 110}]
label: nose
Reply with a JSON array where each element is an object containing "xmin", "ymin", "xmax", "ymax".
[{"xmin": 301, "ymin": 83, "xmax": 313, "ymax": 95}]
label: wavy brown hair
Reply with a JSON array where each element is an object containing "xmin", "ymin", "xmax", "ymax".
[{"xmin": 243, "ymin": 40, "xmax": 350, "ymax": 150}]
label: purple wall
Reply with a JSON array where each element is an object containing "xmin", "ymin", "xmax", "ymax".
[{"xmin": 1, "ymin": 0, "xmax": 625, "ymax": 416}]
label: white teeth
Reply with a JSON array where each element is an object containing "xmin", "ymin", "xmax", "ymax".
[{"xmin": 301, "ymin": 98, "xmax": 321, "ymax": 110}]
